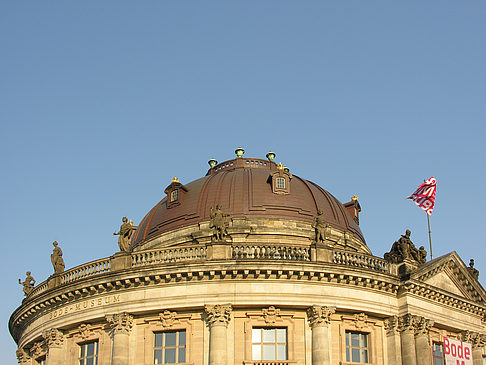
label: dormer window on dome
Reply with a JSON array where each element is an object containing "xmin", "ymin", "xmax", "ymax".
[
  {"xmin": 270, "ymin": 164, "xmax": 292, "ymax": 195},
  {"xmin": 164, "ymin": 177, "xmax": 188, "ymax": 209}
]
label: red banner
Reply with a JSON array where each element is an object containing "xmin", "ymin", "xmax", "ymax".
[{"xmin": 406, "ymin": 177, "xmax": 437, "ymax": 216}]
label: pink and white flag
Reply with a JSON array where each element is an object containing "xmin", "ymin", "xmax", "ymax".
[{"xmin": 406, "ymin": 177, "xmax": 437, "ymax": 216}]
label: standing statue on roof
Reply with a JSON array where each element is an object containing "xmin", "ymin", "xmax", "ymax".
[
  {"xmin": 210, "ymin": 205, "xmax": 230, "ymax": 241},
  {"xmin": 114, "ymin": 217, "xmax": 136, "ymax": 252},
  {"xmin": 312, "ymin": 210, "xmax": 327, "ymax": 243},
  {"xmin": 51, "ymin": 241, "xmax": 65, "ymax": 274},
  {"xmin": 19, "ymin": 272, "xmax": 36, "ymax": 296}
]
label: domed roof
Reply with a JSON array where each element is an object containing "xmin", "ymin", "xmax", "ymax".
[{"xmin": 131, "ymin": 157, "xmax": 365, "ymax": 248}]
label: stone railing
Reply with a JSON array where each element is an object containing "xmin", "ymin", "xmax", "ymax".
[
  {"xmin": 60, "ymin": 258, "xmax": 111, "ymax": 284},
  {"xmin": 233, "ymin": 245, "xmax": 310, "ymax": 261},
  {"xmin": 132, "ymin": 246, "xmax": 207, "ymax": 267},
  {"xmin": 243, "ymin": 361, "xmax": 296, "ymax": 365},
  {"xmin": 333, "ymin": 249, "xmax": 391, "ymax": 274}
]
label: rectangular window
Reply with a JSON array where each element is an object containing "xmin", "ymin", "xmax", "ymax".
[
  {"xmin": 276, "ymin": 177, "xmax": 286, "ymax": 189},
  {"xmin": 79, "ymin": 341, "xmax": 98, "ymax": 365},
  {"xmin": 252, "ymin": 327, "xmax": 287, "ymax": 361},
  {"xmin": 345, "ymin": 331, "xmax": 369, "ymax": 363},
  {"xmin": 433, "ymin": 342, "xmax": 445, "ymax": 365},
  {"xmin": 171, "ymin": 190, "xmax": 178, "ymax": 202},
  {"xmin": 154, "ymin": 330, "xmax": 186, "ymax": 364}
]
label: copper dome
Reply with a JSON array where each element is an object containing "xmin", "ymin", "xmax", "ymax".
[{"xmin": 131, "ymin": 157, "xmax": 365, "ymax": 248}]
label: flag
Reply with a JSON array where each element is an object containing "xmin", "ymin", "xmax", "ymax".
[{"xmin": 406, "ymin": 177, "xmax": 437, "ymax": 215}]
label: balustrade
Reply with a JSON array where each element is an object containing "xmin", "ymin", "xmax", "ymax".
[
  {"xmin": 131, "ymin": 246, "xmax": 207, "ymax": 267},
  {"xmin": 233, "ymin": 245, "xmax": 310, "ymax": 261},
  {"xmin": 333, "ymin": 249, "xmax": 390, "ymax": 273}
]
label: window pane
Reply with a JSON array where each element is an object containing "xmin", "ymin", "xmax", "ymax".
[
  {"xmin": 346, "ymin": 332, "xmax": 350, "ymax": 346},
  {"xmin": 87, "ymin": 342, "xmax": 94, "ymax": 356},
  {"xmin": 80, "ymin": 345, "xmax": 86, "ymax": 357},
  {"xmin": 165, "ymin": 332, "xmax": 177, "ymax": 347},
  {"xmin": 155, "ymin": 333, "xmax": 163, "ymax": 348},
  {"xmin": 252, "ymin": 329, "xmax": 261, "ymax": 343},
  {"xmin": 179, "ymin": 331, "xmax": 186, "ymax": 346},
  {"xmin": 277, "ymin": 328, "xmax": 286, "ymax": 343},
  {"xmin": 361, "ymin": 334, "xmax": 367, "ymax": 347},
  {"xmin": 362, "ymin": 349, "xmax": 368, "ymax": 362},
  {"xmin": 164, "ymin": 348, "xmax": 176, "ymax": 363},
  {"xmin": 252, "ymin": 344, "xmax": 261, "ymax": 360},
  {"xmin": 277, "ymin": 344, "xmax": 287, "ymax": 360},
  {"xmin": 154, "ymin": 349, "xmax": 163, "ymax": 364},
  {"xmin": 262, "ymin": 329, "xmax": 275, "ymax": 343},
  {"xmin": 86, "ymin": 358, "xmax": 94, "ymax": 365},
  {"xmin": 346, "ymin": 347, "xmax": 351, "ymax": 361},
  {"xmin": 263, "ymin": 344, "xmax": 275, "ymax": 360},
  {"xmin": 178, "ymin": 347, "xmax": 186, "ymax": 363},
  {"xmin": 352, "ymin": 348, "xmax": 360, "ymax": 362},
  {"xmin": 351, "ymin": 333, "xmax": 360, "ymax": 347}
]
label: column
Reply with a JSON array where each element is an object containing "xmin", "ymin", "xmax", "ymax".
[
  {"xmin": 106, "ymin": 312, "xmax": 134, "ymax": 365},
  {"xmin": 471, "ymin": 333, "xmax": 486, "ymax": 365},
  {"xmin": 398, "ymin": 314, "xmax": 417, "ymax": 365},
  {"xmin": 42, "ymin": 328, "xmax": 64, "ymax": 365},
  {"xmin": 307, "ymin": 305, "xmax": 335, "ymax": 365},
  {"xmin": 205, "ymin": 304, "xmax": 232, "ymax": 365},
  {"xmin": 414, "ymin": 316, "xmax": 433, "ymax": 365},
  {"xmin": 384, "ymin": 316, "xmax": 402, "ymax": 364}
]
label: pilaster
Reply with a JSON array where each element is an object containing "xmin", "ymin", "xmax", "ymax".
[
  {"xmin": 106, "ymin": 312, "xmax": 134, "ymax": 365},
  {"xmin": 384, "ymin": 315, "xmax": 402, "ymax": 364},
  {"xmin": 398, "ymin": 314, "xmax": 417, "ymax": 365},
  {"xmin": 42, "ymin": 328, "xmax": 64, "ymax": 365},
  {"xmin": 307, "ymin": 305, "xmax": 335, "ymax": 365},
  {"xmin": 205, "ymin": 304, "xmax": 232, "ymax": 365}
]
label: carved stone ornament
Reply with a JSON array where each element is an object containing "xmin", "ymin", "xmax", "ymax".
[
  {"xmin": 159, "ymin": 310, "xmax": 178, "ymax": 328},
  {"xmin": 398, "ymin": 314, "xmax": 416, "ymax": 333},
  {"xmin": 463, "ymin": 331, "xmax": 486, "ymax": 349},
  {"xmin": 204, "ymin": 304, "xmax": 232, "ymax": 327},
  {"xmin": 468, "ymin": 259, "xmax": 480, "ymax": 280},
  {"xmin": 209, "ymin": 205, "xmax": 230, "ymax": 241},
  {"xmin": 384, "ymin": 316, "xmax": 399, "ymax": 335},
  {"xmin": 16, "ymin": 348, "xmax": 31, "ymax": 364},
  {"xmin": 19, "ymin": 271, "xmax": 36, "ymax": 297},
  {"xmin": 78, "ymin": 323, "xmax": 94, "ymax": 340},
  {"xmin": 30, "ymin": 341, "xmax": 45, "ymax": 359},
  {"xmin": 262, "ymin": 306, "xmax": 281, "ymax": 325},
  {"xmin": 51, "ymin": 241, "xmax": 65, "ymax": 274},
  {"xmin": 42, "ymin": 328, "xmax": 64, "ymax": 348},
  {"xmin": 307, "ymin": 305, "xmax": 335, "ymax": 328},
  {"xmin": 414, "ymin": 316, "xmax": 434, "ymax": 336},
  {"xmin": 354, "ymin": 312, "xmax": 369, "ymax": 330},
  {"xmin": 106, "ymin": 312, "xmax": 134, "ymax": 335}
]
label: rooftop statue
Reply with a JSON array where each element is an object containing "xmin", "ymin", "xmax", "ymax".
[
  {"xmin": 18, "ymin": 272, "xmax": 35, "ymax": 297},
  {"xmin": 312, "ymin": 210, "xmax": 327, "ymax": 243},
  {"xmin": 384, "ymin": 230, "xmax": 426, "ymax": 265},
  {"xmin": 114, "ymin": 217, "xmax": 136, "ymax": 252},
  {"xmin": 209, "ymin": 205, "xmax": 229, "ymax": 241},
  {"xmin": 468, "ymin": 259, "xmax": 479, "ymax": 280},
  {"xmin": 51, "ymin": 241, "xmax": 65, "ymax": 274}
]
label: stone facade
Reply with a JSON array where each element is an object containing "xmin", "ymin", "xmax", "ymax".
[{"xmin": 9, "ymin": 156, "xmax": 486, "ymax": 364}]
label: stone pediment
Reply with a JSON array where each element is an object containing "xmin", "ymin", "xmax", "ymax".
[{"xmin": 410, "ymin": 252, "xmax": 486, "ymax": 304}]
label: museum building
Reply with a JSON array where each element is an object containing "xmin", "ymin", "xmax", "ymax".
[{"xmin": 10, "ymin": 149, "xmax": 486, "ymax": 365}]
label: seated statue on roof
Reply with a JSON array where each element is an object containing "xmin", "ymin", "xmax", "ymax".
[{"xmin": 384, "ymin": 230, "xmax": 426, "ymax": 265}]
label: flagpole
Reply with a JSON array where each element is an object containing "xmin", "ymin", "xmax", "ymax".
[{"xmin": 427, "ymin": 213, "xmax": 433, "ymax": 260}]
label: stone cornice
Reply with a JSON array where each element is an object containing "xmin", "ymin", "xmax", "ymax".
[{"xmin": 10, "ymin": 261, "xmax": 401, "ymax": 342}]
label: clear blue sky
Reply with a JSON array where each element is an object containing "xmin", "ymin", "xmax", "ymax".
[{"xmin": 1, "ymin": 2, "xmax": 485, "ymax": 362}]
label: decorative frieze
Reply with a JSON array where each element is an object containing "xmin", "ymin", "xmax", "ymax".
[
  {"xmin": 205, "ymin": 304, "xmax": 232, "ymax": 327},
  {"xmin": 43, "ymin": 328, "xmax": 64, "ymax": 348},
  {"xmin": 106, "ymin": 312, "xmax": 134, "ymax": 335},
  {"xmin": 30, "ymin": 341, "xmax": 46, "ymax": 359},
  {"xmin": 307, "ymin": 305, "xmax": 335, "ymax": 328}
]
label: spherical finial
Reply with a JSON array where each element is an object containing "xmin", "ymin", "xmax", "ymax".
[
  {"xmin": 266, "ymin": 151, "xmax": 276, "ymax": 161},
  {"xmin": 276, "ymin": 163, "xmax": 284, "ymax": 170},
  {"xmin": 208, "ymin": 158, "xmax": 217, "ymax": 168},
  {"xmin": 172, "ymin": 177, "xmax": 179, "ymax": 183},
  {"xmin": 235, "ymin": 147, "xmax": 245, "ymax": 158},
  {"xmin": 351, "ymin": 195, "xmax": 358, "ymax": 201}
]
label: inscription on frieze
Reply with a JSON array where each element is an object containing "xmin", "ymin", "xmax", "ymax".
[{"xmin": 47, "ymin": 294, "xmax": 121, "ymax": 320}]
